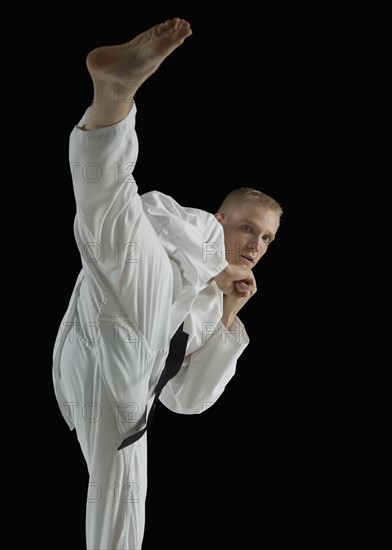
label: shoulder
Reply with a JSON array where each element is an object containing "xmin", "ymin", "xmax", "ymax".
[{"xmin": 141, "ymin": 191, "xmax": 216, "ymax": 227}]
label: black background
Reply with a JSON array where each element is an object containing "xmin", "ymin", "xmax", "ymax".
[{"xmin": 27, "ymin": 6, "xmax": 341, "ymax": 549}]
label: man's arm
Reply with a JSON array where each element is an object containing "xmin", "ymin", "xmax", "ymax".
[
  {"xmin": 158, "ymin": 265, "xmax": 255, "ymax": 414},
  {"xmin": 159, "ymin": 317, "xmax": 249, "ymax": 414},
  {"xmin": 213, "ymin": 264, "xmax": 257, "ymax": 329}
]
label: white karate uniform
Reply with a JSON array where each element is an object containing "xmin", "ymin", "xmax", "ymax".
[{"xmin": 52, "ymin": 103, "xmax": 249, "ymax": 549}]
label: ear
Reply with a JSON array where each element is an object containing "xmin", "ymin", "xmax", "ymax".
[{"xmin": 214, "ymin": 212, "xmax": 224, "ymax": 224}]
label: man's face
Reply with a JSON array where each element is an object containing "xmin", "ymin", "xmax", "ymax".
[{"xmin": 215, "ymin": 201, "xmax": 280, "ymax": 269}]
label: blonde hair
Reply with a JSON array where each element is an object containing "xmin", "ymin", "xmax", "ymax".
[{"xmin": 217, "ymin": 186, "xmax": 283, "ymax": 219}]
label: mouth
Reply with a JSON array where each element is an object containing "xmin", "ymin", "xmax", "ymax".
[{"xmin": 239, "ymin": 255, "xmax": 255, "ymax": 266}]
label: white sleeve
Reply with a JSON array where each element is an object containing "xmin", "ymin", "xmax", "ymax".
[{"xmin": 159, "ymin": 318, "xmax": 249, "ymax": 414}]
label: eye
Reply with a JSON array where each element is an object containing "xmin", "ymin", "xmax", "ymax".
[
  {"xmin": 241, "ymin": 225, "xmax": 253, "ymax": 233},
  {"xmin": 262, "ymin": 235, "xmax": 271, "ymax": 244}
]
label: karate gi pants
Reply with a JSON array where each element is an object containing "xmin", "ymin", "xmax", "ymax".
[{"xmin": 57, "ymin": 104, "xmax": 176, "ymax": 550}]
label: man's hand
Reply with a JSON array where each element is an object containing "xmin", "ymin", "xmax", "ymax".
[
  {"xmin": 213, "ymin": 265, "xmax": 254, "ymax": 297},
  {"xmin": 213, "ymin": 265, "xmax": 257, "ymax": 329}
]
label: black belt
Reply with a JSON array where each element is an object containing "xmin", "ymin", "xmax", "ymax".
[{"xmin": 117, "ymin": 323, "xmax": 188, "ymax": 450}]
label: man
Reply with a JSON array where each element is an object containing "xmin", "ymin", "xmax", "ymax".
[{"xmin": 52, "ymin": 17, "xmax": 282, "ymax": 549}]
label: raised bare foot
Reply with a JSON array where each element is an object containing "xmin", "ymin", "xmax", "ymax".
[{"xmin": 86, "ymin": 18, "xmax": 192, "ymax": 113}]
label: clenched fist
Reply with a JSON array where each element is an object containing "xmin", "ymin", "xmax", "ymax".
[
  {"xmin": 213, "ymin": 264, "xmax": 256, "ymax": 299},
  {"xmin": 213, "ymin": 265, "xmax": 257, "ymax": 329}
]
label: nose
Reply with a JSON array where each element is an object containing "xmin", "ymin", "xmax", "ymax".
[{"xmin": 247, "ymin": 237, "xmax": 262, "ymax": 251}]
